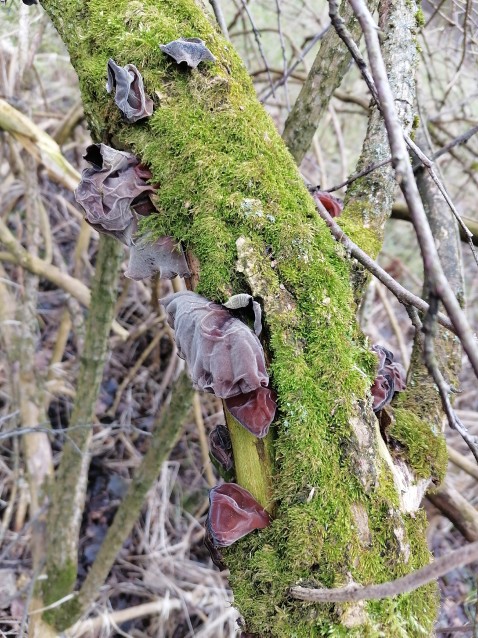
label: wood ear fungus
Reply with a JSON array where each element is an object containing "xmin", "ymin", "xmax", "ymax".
[
  {"xmin": 225, "ymin": 386, "xmax": 276, "ymax": 439},
  {"xmin": 161, "ymin": 292, "xmax": 269, "ymax": 398},
  {"xmin": 371, "ymin": 345, "xmax": 406, "ymax": 412},
  {"xmin": 206, "ymin": 483, "xmax": 270, "ymax": 547}
]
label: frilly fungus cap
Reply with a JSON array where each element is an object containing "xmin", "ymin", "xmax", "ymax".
[
  {"xmin": 225, "ymin": 386, "xmax": 276, "ymax": 439},
  {"xmin": 106, "ymin": 59, "xmax": 153, "ymax": 123},
  {"xmin": 206, "ymin": 483, "xmax": 270, "ymax": 547},
  {"xmin": 75, "ymin": 144, "xmax": 189, "ymax": 281},
  {"xmin": 371, "ymin": 345, "xmax": 406, "ymax": 412},
  {"xmin": 161, "ymin": 291, "xmax": 269, "ymax": 398}
]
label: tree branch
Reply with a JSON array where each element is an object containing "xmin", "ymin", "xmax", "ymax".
[
  {"xmin": 42, "ymin": 236, "xmax": 123, "ymax": 610},
  {"xmin": 46, "ymin": 371, "xmax": 194, "ymax": 629},
  {"xmin": 291, "ymin": 541, "xmax": 478, "ymax": 602}
]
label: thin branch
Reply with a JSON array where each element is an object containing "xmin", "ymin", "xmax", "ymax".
[
  {"xmin": 42, "ymin": 236, "xmax": 124, "ymax": 609},
  {"xmin": 238, "ymin": 0, "xmax": 274, "ymax": 96},
  {"xmin": 406, "ymin": 306, "xmax": 478, "ymax": 465},
  {"xmin": 47, "ymin": 372, "xmax": 194, "ymax": 629},
  {"xmin": 428, "ymin": 482, "xmax": 478, "ymax": 542},
  {"xmin": 0, "ymin": 218, "xmax": 128, "ymax": 339},
  {"xmin": 345, "ymin": 0, "xmax": 478, "ymax": 381},
  {"xmin": 208, "ymin": 0, "xmax": 229, "ymax": 40},
  {"xmin": 422, "ymin": 295, "xmax": 478, "ymax": 464},
  {"xmin": 290, "ymin": 540, "xmax": 478, "ymax": 602},
  {"xmin": 325, "ymin": 157, "xmax": 391, "ymax": 193},
  {"xmin": 260, "ymin": 27, "xmax": 330, "ymax": 103}
]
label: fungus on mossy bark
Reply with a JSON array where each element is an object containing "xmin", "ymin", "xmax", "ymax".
[
  {"xmin": 371, "ymin": 345, "xmax": 406, "ymax": 412},
  {"xmin": 159, "ymin": 37, "xmax": 216, "ymax": 68},
  {"xmin": 207, "ymin": 483, "xmax": 270, "ymax": 547},
  {"xmin": 161, "ymin": 291, "xmax": 269, "ymax": 398},
  {"xmin": 225, "ymin": 387, "xmax": 276, "ymax": 439},
  {"xmin": 75, "ymin": 143, "xmax": 189, "ymax": 280},
  {"xmin": 162, "ymin": 291, "xmax": 277, "ymax": 437},
  {"xmin": 106, "ymin": 58, "xmax": 154, "ymax": 123}
]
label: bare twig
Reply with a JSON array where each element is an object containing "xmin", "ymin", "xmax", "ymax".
[
  {"xmin": 193, "ymin": 392, "xmax": 216, "ymax": 488},
  {"xmin": 290, "ymin": 540, "xmax": 478, "ymax": 602},
  {"xmin": 421, "ymin": 295, "xmax": 478, "ymax": 464},
  {"xmin": 448, "ymin": 446, "xmax": 478, "ymax": 481},
  {"xmin": 313, "ymin": 200, "xmax": 453, "ymax": 333},
  {"xmin": 260, "ymin": 27, "xmax": 330, "ymax": 103},
  {"xmin": 43, "ymin": 236, "xmax": 124, "ymax": 608},
  {"xmin": 428, "ymin": 482, "xmax": 478, "ymax": 542},
  {"xmin": 345, "ymin": 0, "xmax": 478, "ymax": 381},
  {"xmin": 208, "ymin": 0, "xmax": 229, "ymax": 40}
]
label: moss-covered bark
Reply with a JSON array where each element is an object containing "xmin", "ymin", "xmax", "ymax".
[{"xmin": 38, "ymin": 0, "xmax": 439, "ymax": 634}]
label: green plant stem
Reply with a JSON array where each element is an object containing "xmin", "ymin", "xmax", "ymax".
[
  {"xmin": 43, "ymin": 236, "xmax": 123, "ymax": 607},
  {"xmin": 47, "ymin": 371, "xmax": 194, "ymax": 629}
]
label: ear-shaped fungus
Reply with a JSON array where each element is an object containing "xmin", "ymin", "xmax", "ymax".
[
  {"xmin": 159, "ymin": 37, "xmax": 216, "ymax": 68},
  {"xmin": 223, "ymin": 293, "xmax": 263, "ymax": 336},
  {"xmin": 209, "ymin": 425, "xmax": 234, "ymax": 473},
  {"xmin": 225, "ymin": 387, "xmax": 276, "ymax": 439},
  {"xmin": 75, "ymin": 143, "xmax": 154, "ymax": 244},
  {"xmin": 161, "ymin": 291, "xmax": 269, "ymax": 398},
  {"xmin": 75, "ymin": 144, "xmax": 189, "ymax": 281},
  {"xmin": 206, "ymin": 483, "xmax": 270, "ymax": 547},
  {"xmin": 125, "ymin": 235, "xmax": 190, "ymax": 281},
  {"xmin": 371, "ymin": 345, "xmax": 406, "ymax": 412},
  {"xmin": 308, "ymin": 186, "xmax": 343, "ymax": 218},
  {"xmin": 106, "ymin": 58, "xmax": 154, "ymax": 123}
]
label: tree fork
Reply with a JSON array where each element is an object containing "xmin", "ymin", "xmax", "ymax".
[{"xmin": 37, "ymin": 0, "xmax": 441, "ymax": 634}]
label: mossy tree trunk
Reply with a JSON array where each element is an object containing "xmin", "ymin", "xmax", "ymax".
[{"xmin": 38, "ymin": 0, "xmax": 442, "ymax": 635}]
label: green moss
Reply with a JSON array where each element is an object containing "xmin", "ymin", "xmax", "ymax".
[
  {"xmin": 40, "ymin": 0, "xmax": 438, "ymax": 634},
  {"xmin": 389, "ymin": 408, "xmax": 448, "ymax": 482},
  {"xmin": 42, "ymin": 561, "xmax": 80, "ymax": 628},
  {"xmin": 415, "ymin": 7, "xmax": 426, "ymax": 28}
]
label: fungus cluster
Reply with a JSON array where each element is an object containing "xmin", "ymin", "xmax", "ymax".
[
  {"xmin": 161, "ymin": 291, "xmax": 275, "ymax": 559},
  {"xmin": 370, "ymin": 345, "xmax": 406, "ymax": 412},
  {"xmin": 74, "ymin": 48, "xmax": 272, "ymax": 569},
  {"xmin": 75, "ymin": 143, "xmax": 190, "ymax": 281}
]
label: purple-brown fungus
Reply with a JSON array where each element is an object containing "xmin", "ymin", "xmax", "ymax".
[
  {"xmin": 159, "ymin": 37, "xmax": 216, "ymax": 68},
  {"xmin": 125, "ymin": 235, "xmax": 190, "ymax": 281},
  {"xmin": 206, "ymin": 483, "xmax": 270, "ymax": 547},
  {"xmin": 106, "ymin": 59, "xmax": 154, "ymax": 123},
  {"xmin": 308, "ymin": 186, "xmax": 343, "ymax": 218},
  {"xmin": 75, "ymin": 143, "xmax": 154, "ymax": 245},
  {"xmin": 371, "ymin": 345, "xmax": 406, "ymax": 412},
  {"xmin": 161, "ymin": 292, "xmax": 269, "ymax": 398},
  {"xmin": 75, "ymin": 144, "xmax": 190, "ymax": 281},
  {"xmin": 209, "ymin": 424, "xmax": 234, "ymax": 473},
  {"xmin": 225, "ymin": 387, "xmax": 276, "ymax": 439}
]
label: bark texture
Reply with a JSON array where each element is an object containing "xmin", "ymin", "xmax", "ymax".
[
  {"xmin": 281, "ymin": 0, "xmax": 376, "ymax": 165},
  {"xmin": 38, "ymin": 0, "xmax": 440, "ymax": 634}
]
